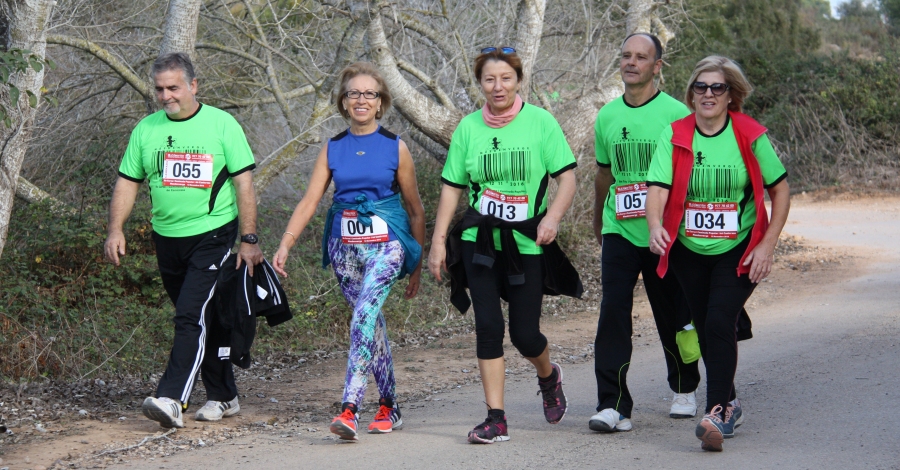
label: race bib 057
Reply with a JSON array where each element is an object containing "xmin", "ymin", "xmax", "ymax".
[{"xmin": 614, "ymin": 183, "xmax": 647, "ymax": 220}]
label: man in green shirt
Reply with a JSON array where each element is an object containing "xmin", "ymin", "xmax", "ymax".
[
  {"xmin": 104, "ymin": 52, "xmax": 263, "ymax": 429},
  {"xmin": 589, "ymin": 33, "xmax": 701, "ymax": 433}
]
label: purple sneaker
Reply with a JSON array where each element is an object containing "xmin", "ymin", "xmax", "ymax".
[
  {"xmin": 537, "ymin": 362, "xmax": 568, "ymax": 424},
  {"xmin": 467, "ymin": 413, "xmax": 509, "ymax": 444}
]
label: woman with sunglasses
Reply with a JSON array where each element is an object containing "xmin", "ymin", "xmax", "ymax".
[
  {"xmin": 646, "ymin": 56, "xmax": 790, "ymax": 452},
  {"xmin": 273, "ymin": 62, "xmax": 425, "ymax": 441},
  {"xmin": 428, "ymin": 47, "xmax": 581, "ymax": 444}
]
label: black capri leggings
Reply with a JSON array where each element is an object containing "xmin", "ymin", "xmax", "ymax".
[
  {"xmin": 669, "ymin": 236, "xmax": 756, "ymax": 414},
  {"xmin": 462, "ymin": 241, "xmax": 548, "ymax": 360}
]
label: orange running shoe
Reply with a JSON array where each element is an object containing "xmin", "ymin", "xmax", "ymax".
[
  {"xmin": 367, "ymin": 397, "xmax": 403, "ymax": 434},
  {"xmin": 330, "ymin": 404, "xmax": 359, "ymax": 441}
]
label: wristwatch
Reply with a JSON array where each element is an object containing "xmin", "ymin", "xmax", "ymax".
[{"xmin": 240, "ymin": 233, "xmax": 259, "ymax": 244}]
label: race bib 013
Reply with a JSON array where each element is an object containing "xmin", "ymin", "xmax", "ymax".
[
  {"xmin": 162, "ymin": 153, "xmax": 213, "ymax": 188},
  {"xmin": 614, "ymin": 183, "xmax": 647, "ymax": 220},
  {"xmin": 684, "ymin": 201, "xmax": 738, "ymax": 239},
  {"xmin": 340, "ymin": 210, "xmax": 389, "ymax": 244},
  {"xmin": 478, "ymin": 188, "xmax": 528, "ymax": 222}
]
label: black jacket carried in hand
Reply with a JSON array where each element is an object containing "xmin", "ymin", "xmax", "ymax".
[{"xmin": 215, "ymin": 255, "xmax": 293, "ymax": 368}]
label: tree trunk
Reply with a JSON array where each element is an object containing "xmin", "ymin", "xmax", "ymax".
[
  {"xmin": 515, "ymin": 0, "xmax": 547, "ymax": 100},
  {"xmin": 0, "ymin": 0, "xmax": 55, "ymax": 259},
  {"xmin": 367, "ymin": 4, "xmax": 464, "ymax": 149},
  {"xmin": 160, "ymin": 0, "xmax": 201, "ymax": 58}
]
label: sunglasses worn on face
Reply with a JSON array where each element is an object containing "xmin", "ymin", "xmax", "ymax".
[
  {"xmin": 481, "ymin": 47, "xmax": 516, "ymax": 54},
  {"xmin": 344, "ymin": 90, "xmax": 380, "ymax": 100},
  {"xmin": 692, "ymin": 82, "xmax": 730, "ymax": 96}
]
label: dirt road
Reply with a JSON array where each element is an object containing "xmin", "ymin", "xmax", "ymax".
[{"xmin": 3, "ymin": 194, "xmax": 899, "ymax": 469}]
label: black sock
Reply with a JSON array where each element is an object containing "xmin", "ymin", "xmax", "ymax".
[
  {"xmin": 538, "ymin": 367, "xmax": 558, "ymax": 383},
  {"xmin": 488, "ymin": 408, "xmax": 505, "ymax": 420},
  {"xmin": 341, "ymin": 402, "xmax": 358, "ymax": 414},
  {"xmin": 380, "ymin": 397, "xmax": 394, "ymax": 409}
]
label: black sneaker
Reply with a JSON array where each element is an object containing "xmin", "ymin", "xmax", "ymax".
[
  {"xmin": 537, "ymin": 362, "xmax": 568, "ymax": 424},
  {"xmin": 467, "ymin": 413, "xmax": 509, "ymax": 444}
]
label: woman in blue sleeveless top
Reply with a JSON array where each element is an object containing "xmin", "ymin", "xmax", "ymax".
[{"xmin": 273, "ymin": 62, "xmax": 425, "ymax": 441}]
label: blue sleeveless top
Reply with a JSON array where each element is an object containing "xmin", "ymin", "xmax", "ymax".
[{"xmin": 328, "ymin": 126, "xmax": 400, "ymax": 240}]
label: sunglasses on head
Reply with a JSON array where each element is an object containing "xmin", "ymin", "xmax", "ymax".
[
  {"xmin": 692, "ymin": 82, "xmax": 730, "ymax": 96},
  {"xmin": 481, "ymin": 46, "xmax": 516, "ymax": 54}
]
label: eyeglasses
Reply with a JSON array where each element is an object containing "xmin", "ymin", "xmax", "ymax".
[
  {"xmin": 480, "ymin": 47, "xmax": 517, "ymax": 54},
  {"xmin": 343, "ymin": 90, "xmax": 380, "ymax": 100},
  {"xmin": 691, "ymin": 82, "xmax": 730, "ymax": 96}
]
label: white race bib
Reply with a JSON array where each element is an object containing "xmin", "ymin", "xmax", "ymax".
[
  {"xmin": 478, "ymin": 189, "xmax": 528, "ymax": 222},
  {"xmin": 340, "ymin": 210, "xmax": 389, "ymax": 244},
  {"xmin": 614, "ymin": 183, "xmax": 647, "ymax": 220},
  {"xmin": 162, "ymin": 152, "xmax": 213, "ymax": 188},
  {"xmin": 684, "ymin": 201, "xmax": 738, "ymax": 239}
]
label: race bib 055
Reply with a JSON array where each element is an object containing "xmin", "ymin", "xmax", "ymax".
[{"xmin": 162, "ymin": 153, "xmax": 213, "ymax": 188}]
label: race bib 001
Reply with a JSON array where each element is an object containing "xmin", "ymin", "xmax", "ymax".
[
  {"xmin": 614, "ymin": 183, "xmax": 647, "ymax": 220},
  {"xmin": 684, "ymin": 201, "xmax": 738, "ymax": 239},
  {"xmin": 478, "ymin": 188, "xmax": 528, "ymax": 222},
  {"xmin": 340, "ymin": 210, "xmax": 389, "ymax": 244},
  {"xmin": 162, "ymin": 153, "xmax": 213, "ymax": 188}
]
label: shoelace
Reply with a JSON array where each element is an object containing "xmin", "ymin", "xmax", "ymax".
[
  {"xmin": 373, "ymin": 405, "xmax": 391, "ymax": 421},
  {"xmin": 537, "ymin": 380, "xmax": 560, "ymax": 406},
  {"xmin": 705, "ymin": 404, "xmax": 725, "ymax": 423},
  {"xmin": 338, "ymin": 408, "xmax": 357, "ymax": 422},
  {"xmin": 724, "ymin": 405, "xmax": 734, "ymax": 423}
]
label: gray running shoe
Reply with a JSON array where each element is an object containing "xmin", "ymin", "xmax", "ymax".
[
  {"xmin": 195, "ymin": 396, "xmax": 241, "ymax": 422},
  {"xmin": 142, "ymin": 397, "xmax": 184, "ymax": 429}
]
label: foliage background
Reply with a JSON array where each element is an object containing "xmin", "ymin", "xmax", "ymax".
[{"xmin": 1, "ymin": 0, "xmax": 898, "ymax": 381}]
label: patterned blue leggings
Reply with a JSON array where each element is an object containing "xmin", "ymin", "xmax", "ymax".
[{"xmin": 327, "ymin": 238, "xmax": 404, "ymax": 407}]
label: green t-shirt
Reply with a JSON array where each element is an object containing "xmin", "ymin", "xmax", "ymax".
[
  {"xmin": 647, "ymin": 116, "xmax": 787, "ymax": 255},
  {"xmin": 441, "ymin": 103, "xmax": 577, "ymax": 254},
  {"xmin": 595, "ymin": 91, "xmax": 690, "ymax": 247},
  {"xmin": 117, "ymin": 104, "xmax": 257, "ymax": 237}
]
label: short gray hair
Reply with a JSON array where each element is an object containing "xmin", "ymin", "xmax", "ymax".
[{"xmin": 151, "ymin": 52, "xmax": 196, "ymax": 83}]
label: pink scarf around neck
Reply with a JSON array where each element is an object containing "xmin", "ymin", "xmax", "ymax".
[{"xmin": 482, "ymin": 94, "xmax": 523, "ymax": 128}]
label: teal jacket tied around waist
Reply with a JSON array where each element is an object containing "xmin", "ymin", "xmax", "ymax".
[{"xmin": 322, "ymin": 193, "xmax": 421, "ymax": 278}]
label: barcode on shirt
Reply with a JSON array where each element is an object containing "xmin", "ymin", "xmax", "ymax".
[
  {"xmin": 688, "ymin": 167, "xmax": 738, "ymax": 200},
  {"xmin": 479, "ymin": 149, "xmax": 529, "ymax": 183},
  {"xmin": 612, "ymin": 141, "xmax": 653, "ymax": 175}
]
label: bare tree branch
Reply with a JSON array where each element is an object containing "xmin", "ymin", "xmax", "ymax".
[
  {"xmin": 396, "ymin": 59, "xmax": 457, "ymax": 110},
  {"xmin": 46, "ymin": 34, "xmax": 153, "ymax": 100}
]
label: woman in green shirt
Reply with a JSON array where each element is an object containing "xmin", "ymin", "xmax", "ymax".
[
  {"xmin": 646, "ymin": 56, "xmax": 790, "ymax": 452},
  {"xmin": 428, "ymin": 47, "xmax": 578, "ymax": 444}
]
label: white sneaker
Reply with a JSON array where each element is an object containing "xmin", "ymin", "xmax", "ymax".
[
  {"xmin": 588, "ymin": 408, "xmax": 633, "ymax": 432},
  {"xmin": 195, "ymin": 396, "xmax": 241, "ymax": 421},
  {"xmin": 142, "ymin": 397, "xmax": 184, "ymax": 428},
  {"xmin": 670, "ymin": 392, "xmax": 698, "ymax": 418}
]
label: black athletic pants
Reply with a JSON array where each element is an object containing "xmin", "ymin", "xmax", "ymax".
[
  {"xmin": 669, "ymin": 237, "xmax": 754, "ymax": 415},
  {"xmin": 594, "ymin": 234, "xmax": 701, "ymax": 417},
  {"xmin": 462, "ymin": 241, "xmax": 548, "ymax": 360},
  {"xmin": 152, "ymin": 218, "xmax": 238, "ymax": 408}
]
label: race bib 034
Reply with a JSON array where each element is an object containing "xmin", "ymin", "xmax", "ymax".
[{"xmin": 684, "ymin": 201, "xmax": 738, "ymax": 239}]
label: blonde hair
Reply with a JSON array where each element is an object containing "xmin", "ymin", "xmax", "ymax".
[
  {"xmin": 684, "ymin": 56, "xmax": 753, "ymax": 113},
  {"xmin": 335, "ymin": 62, "xmax": 392, "ymax": 120}
]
